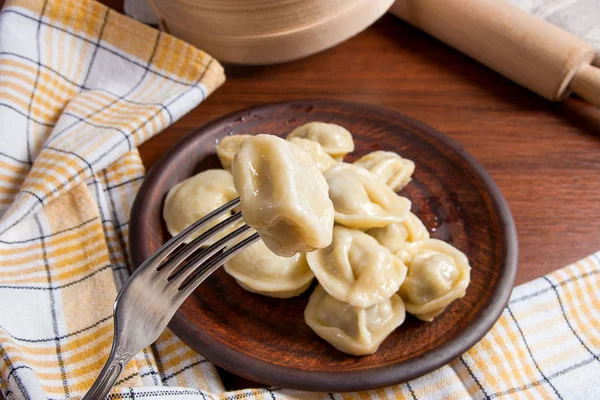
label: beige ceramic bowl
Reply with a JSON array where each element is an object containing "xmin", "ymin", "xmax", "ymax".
[{"xmin": 147, "ymin": 0, "xmax": 394, "ymax": 65}]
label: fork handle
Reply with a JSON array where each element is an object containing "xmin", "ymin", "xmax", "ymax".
[{"xmin": 82, "ymin": 343, "xmax": 133, "ymax": 399}]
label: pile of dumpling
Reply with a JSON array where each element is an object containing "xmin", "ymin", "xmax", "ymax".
[{"xmin": 163, "ymin": 122, "xmax": 471, "ymax": 356}]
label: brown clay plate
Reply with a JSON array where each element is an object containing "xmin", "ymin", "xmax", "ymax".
[{"xmin": 129, "ymin": 99, "xmax": 517, "ymax": 392}]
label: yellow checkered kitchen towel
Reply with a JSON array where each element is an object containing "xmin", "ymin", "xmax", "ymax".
[{"xmin": 0, "ymin": 0, "xmax": 599, "ymax": 399}]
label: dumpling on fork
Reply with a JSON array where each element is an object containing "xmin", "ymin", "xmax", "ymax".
[{"xmin": 231, "ymin": 134, "xmax": 334, "ymax": 257}]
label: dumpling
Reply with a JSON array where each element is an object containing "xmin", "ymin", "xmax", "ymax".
[
  {"xmin": 396, "ymin": 239, "xmax": 471, "ymax": 321},
  {"xmin": 324, "ymin": 163, "xmax": 411, "ymax": 229},
  {"xmin": 366, "ymin": 212, "xmax": 429, "ymax": 253},
  {"xmin": 354, "ymin": 151, "xmax": 415, "ymax": 192},
  {"xmin": 305, "ymin": 285, "xmax": 406, "ymax": 356},
  {"xmin": 163, "ymin": 169, "xmax": 239, "ymax": 245},
  {"xmin": 306, "ymin": 226, "xmax": 407, "ymax": 308},
  {"xmin": 215, "ymin": 134, "xmax": 251, "ymax": 169},
  {"xmin": 224, "ymin": 240, "xmax": 314, "ymax": 298},
  {"xmin": 287, "ymin": 122, "xmax": 354, "ymax": 161},
  {"xmin": 287, "ymin": 137, "xmax": 337, "ymax": 172},
  {"xmin": 231, "ymin": 134, "xmax": 334, "ymax": 257}
]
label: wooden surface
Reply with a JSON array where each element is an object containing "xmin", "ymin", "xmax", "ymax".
[{"xmin": 128, "ymin": 100, "xmax": 517, "ymax": 391}]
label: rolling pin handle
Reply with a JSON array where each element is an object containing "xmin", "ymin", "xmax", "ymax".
[{"xmin": 570, "ymin": 64, "xmax": 600, "ymax": 107}]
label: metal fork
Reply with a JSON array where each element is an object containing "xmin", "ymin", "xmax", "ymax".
[{"xmin": 83, "ymin": 197, "xmax": 258, "ymax": 400}]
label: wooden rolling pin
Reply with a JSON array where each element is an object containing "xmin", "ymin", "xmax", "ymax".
[{"xmin": 390, "ymin": 0, "xmax": 600, "ymax": 107}]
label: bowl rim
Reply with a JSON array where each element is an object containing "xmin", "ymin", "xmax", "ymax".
[{"xmin": 129, "ymin": 99, "xmax": 518, "ymax": 391}]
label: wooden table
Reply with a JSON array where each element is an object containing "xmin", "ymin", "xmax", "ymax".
[{"xmin": 3, "ymin": 0, "xmax": 600, "ymax": 393}]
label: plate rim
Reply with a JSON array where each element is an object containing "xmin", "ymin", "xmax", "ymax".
[{"xmin": 129, "ymin": 99, "xmax": 518, "ymax": 391}]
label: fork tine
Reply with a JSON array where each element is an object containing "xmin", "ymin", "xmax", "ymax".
[
  {"xmin": 175, "ymin": 232, "xmax": 261, "ymax": 300},
  {"xmin": 167, "ymin": 223, "xmax": 255, "ymax": 285},
  {"xmin": 157, "ymin": 211, "xmax": 244, "ymax": 276},
  {"xmin": 133, "ymin": 197, "xmax": 241, "ymax": 275},
  {"xmin": 168, "ymin": 197, "xmax": 240, "ymax": 247}
]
